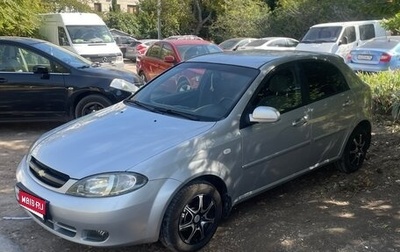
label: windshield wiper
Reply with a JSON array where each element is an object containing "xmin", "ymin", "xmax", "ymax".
[
  {"xmin": 126, "ymin": 100, "xmax": 200, "ymax": 120},
  {"xmin": 154, "ymin": 107, "xmax": 200, "ymax": 121},
  {"xmin": 125, "ymin": 100, "xmax": 156, "ymax": 112}
]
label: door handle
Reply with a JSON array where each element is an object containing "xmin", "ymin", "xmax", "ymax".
[
  {"xmin": 0, "ymin": 78, "xmax": 7, "ymax": 83},
  {"xmin": 292, "ymin": 116, "xmax": 308, "ymax": 127}
]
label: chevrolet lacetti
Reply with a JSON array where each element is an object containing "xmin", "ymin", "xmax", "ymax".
[{"xmin": 16, "ymin": 50, "xmax": 372, "ymax": 251}]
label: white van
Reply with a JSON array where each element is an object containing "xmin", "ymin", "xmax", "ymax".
[
  {"xmin": 296, "ymin": 20, "xmax": 389, "ymax": 58},
  {"xmin": 38, "ymin": 13, "xmax": 124, "ymax": 68}
]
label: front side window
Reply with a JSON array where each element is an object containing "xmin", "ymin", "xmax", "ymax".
[
  {"xmin": 341, "ymin": 26, "xmax": 356, "ymax": 44},
  {"xmin": 301, "ymin": 61, "xmax": 349, "ymax": 103},
  {"xmin": 128, "ymin": 62, "xmax": 258, "ymax": 121},
  {"xmin": 0, "ymin": 44, "xmax": 68, "ymax": 73},
  {"xmin": 58, "ymin": 27, "xmax": 70, "ymax": 46},
  {"xmin": 147, "ymin": 44, "xmax": 162, "ymax": 58},
  {"xmin": 252, "ymin": 65, "xmax": 302, "ymax": 113}
]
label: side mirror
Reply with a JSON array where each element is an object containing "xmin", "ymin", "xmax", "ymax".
[
  {"xmin": 33, "ymin": 65, "xmax": 50, "ymax": 79},
  {"xmin": 249, "ymin": 106, "xmax": 280, "ymax": 123},
  {"xmin": 339, "ymin": 36, "xmax": 348, "ymax": 45},
  {"xmin": 164, "ymin": 55, "xmax": 175, "ymax": 63}
]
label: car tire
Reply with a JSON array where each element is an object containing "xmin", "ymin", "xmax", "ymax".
[
  {"xmin": 336, "ymin": 126, "xmax": 371, "ymax": 173},
  {"xmin": 74, "ymin": 94, "xmax": 112, "ymax": 118},
  {"xmin": 139, "ymin": 72, "xmax": 147, "ymax": 83},
  {"xmin": 160, "ymin": 181, "xmax": 222, "ymax": 252}
]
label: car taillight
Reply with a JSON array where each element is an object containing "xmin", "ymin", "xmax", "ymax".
[
  {"xmin": 380, "ymin": 53, "xmax": 391, "ymax": 62},
  {"xmin": 346, "ymin": 53, "xmax": 352, "ymax": 63}
]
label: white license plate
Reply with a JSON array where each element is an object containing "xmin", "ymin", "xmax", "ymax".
[{"xmin": 357, "ymin": 54, "xmax": 373, "ymax": 60}]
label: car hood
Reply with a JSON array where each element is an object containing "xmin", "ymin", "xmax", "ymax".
[
  {"xmin": 78, "ymin": 66, "xmax": 143, "ymax": 86},
  {"xmin": 31, "ymin": 103, "xmax": 215, "ymax": 179}
]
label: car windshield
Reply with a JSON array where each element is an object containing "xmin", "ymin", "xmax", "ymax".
[
  {"xmin": 301, "ymin": 26, "xmax": 342, "ymax": 43},
  {"xmin": 127, "ymin": 62, "xmax": 259, "ymax": 121},
  {"xmin": 66, "ymin": 25, "xmax": 114, "ymax": 44},
  {"xmin": 177, "ymin": 44, "xmax": 222, "ymax": 60},
  {"xmin": 246, "ymin": 39, "xmax": 271, "ymax": 47},
  {"xmin": 33, "ymin": 41, "xmax": 93, "ymax": 67}
]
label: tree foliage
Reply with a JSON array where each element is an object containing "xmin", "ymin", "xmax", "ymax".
[
  {"xmin": 102, "ymin": 12, "xmax": 140, "ymax": 37},
  {"xmin": 41, "ymin": 0, "xmax": 92, "ymax": 13},
  {"xmin": 0, "ymin": 0, "xmax": 42, "ymax": 36},
  {"xmin": 210, "ymin": 0, "xmax": 269, "ymax": 43},
  {"xmin": 263, "ymin": 0, "xmax": 395, "ymax": 40}
]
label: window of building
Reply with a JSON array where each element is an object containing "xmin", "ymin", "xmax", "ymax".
[
  {"xmin": 94, "ymin": 3, "xmax": 102, "ymax": 12},
  {"xmin": 128, "ymin": 5, "xmax": 139, "ymax": 14}
]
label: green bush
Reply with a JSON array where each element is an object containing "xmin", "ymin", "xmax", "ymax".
[{"xmin": 357, "ymin": 71, "xmax": 400, "ymax": 120}]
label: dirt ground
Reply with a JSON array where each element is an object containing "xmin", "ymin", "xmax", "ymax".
[{"xmin": 1, "ymin": 115, "xmax": 399, "ymax": 252}]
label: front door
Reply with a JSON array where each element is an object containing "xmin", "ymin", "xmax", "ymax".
[
  {"xmin": 0, "ymin": 44, "xmax": 68, "ymax": 120},
  {"xmin": 239, "ymin": 64, "xmax": 313, "ymax": 194}
]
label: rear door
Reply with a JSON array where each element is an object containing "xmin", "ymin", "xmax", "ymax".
[
  {"xmin": 299, "ymin": 59, "xmax": 355, "ymax": 164},
  {"xmin": 0, "ymin": 43, "xmax": 68, "ymax": 121}
]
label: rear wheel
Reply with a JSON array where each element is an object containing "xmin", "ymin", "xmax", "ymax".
[
  {"xmin": 74, "ymin": 94, "xmax": 112, "ymax": 118},
  {"xmin": 336, "ymin": 126, "xmax": 371, "ymax": 173},
  {"xmin": 160, "ymin": 181, "xmax": 222, "ymax": 252}
]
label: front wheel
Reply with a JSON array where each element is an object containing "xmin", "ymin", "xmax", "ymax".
[
  {"xmin": 160, "ymin": 181, "xmax": 222, "ymax": 252},
  {"xmin": 74, "ymin": 94, "xmax": 112, "ymax": 118},
  {"xmin": 336, "ymin": 126, "xmax": 371, "ymax": 173}
]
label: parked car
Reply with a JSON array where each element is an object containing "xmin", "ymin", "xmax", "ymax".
[
  {"xmin": 218, "ymin": 37, "xmax": 256, "ymax": 51},
  {"xmin": 125, "ymin": 39, "xmax": 159, "ymax": 62},
  {"xmin": 0, "ymin": 36, "xmax": 142, "ymax": 122},
  {"xmin": 346, "ymin": 36, "xmax": 400, "ymax": 72},
  {"xmin": 237, "ymin": 37, "xmax": 299, "ymax": 51},
  {"xmin": 16, "ymin": 50, "xmax": 372, "ymax": 252},
  {"xmin": 164, "ymin": 35, "xmax": 203, "ymax": 40},
  {"xmin": 114, "ymin": 35, "xmax": 138, "ymax": 58},
  {"xmin": 136, "ymin": 39, "xmax": 222, "ymax": 82}
]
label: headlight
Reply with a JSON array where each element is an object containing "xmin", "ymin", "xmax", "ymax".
[
  {"xmin": 110, "ymin": 78, "xmax": 138, "ymax": 93},
  {"xmin": 66, "ymin": 172, "xmax": 147, "ymax": 197}
]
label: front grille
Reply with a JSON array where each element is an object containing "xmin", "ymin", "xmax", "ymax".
[
  {"xmin": 29, "ymin": 157, "xmax": 69, "ymax": 188},
  {"xmin": 81, "ymin": 54, "xmax": 118, "ymax": 63}
]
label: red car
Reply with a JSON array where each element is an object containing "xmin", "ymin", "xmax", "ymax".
[{"xmin": 136, "ymin": 39, "xmax": 222, "ymax": 83}]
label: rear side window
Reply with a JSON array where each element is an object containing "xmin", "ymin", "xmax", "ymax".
[
  {"xmin": 301, "ymin": 61, "xmax": 349, "ymax": 103},
  {"xmin": 359, "ymin": 24, "xmax": 376, "ymax": 40}
]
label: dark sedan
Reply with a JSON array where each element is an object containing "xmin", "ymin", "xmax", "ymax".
[{"xmin": 0, "ymin": 37, "xmax": 142, "ymax": 122}]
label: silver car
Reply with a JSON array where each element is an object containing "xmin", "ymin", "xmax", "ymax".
[{"xmin": 16, "ymin": 50, "xmax": 372, "ymax": 251}]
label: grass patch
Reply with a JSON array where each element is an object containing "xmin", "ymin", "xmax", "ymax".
[{"xmin": 357, "ymin": 70, "xmax": 400, "ymax": 120}]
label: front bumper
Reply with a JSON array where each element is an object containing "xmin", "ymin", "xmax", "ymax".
[{"xmin": 15, "ymin": 155, "xmax": 180, "ymax": 247}]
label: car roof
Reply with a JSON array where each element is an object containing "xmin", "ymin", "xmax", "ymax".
[
  {"xmin": 0, "ymin": 36, "xmax": 48, "ymax": 46},
  {"xmin": 187, "ymin": 50, "xmax": 341, "ymax": 69},
  {"xmin": 162, "ymin": 39, "xmax": 213, "ymax": 46}
]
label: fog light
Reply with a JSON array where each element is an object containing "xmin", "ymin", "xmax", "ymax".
[{"xmin": 83, "ymin": 229, "xmax": 109, "ymax": 242}]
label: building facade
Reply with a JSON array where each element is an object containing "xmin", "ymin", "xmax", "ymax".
[{"xmin": 87, "ymin": 0, "xmax": 140, "ymax": 13}]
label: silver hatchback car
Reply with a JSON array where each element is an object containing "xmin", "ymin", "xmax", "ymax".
[{"xmin": 16, "ymin": 50, "xmax": 372, "ymax": 251}]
